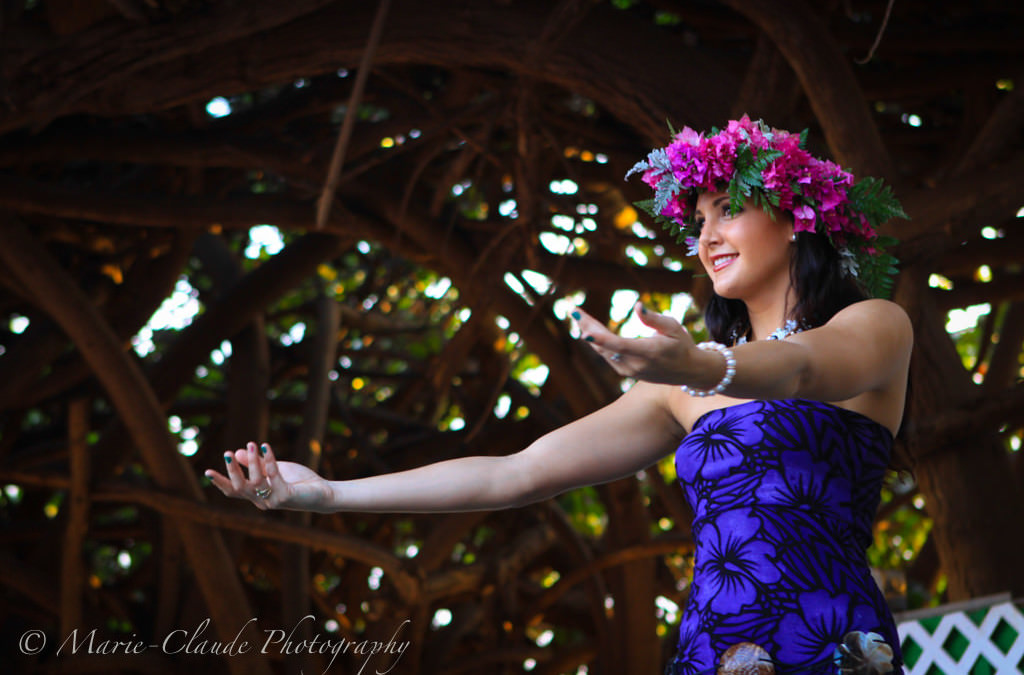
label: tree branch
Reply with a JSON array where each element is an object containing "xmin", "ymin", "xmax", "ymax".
[
  {"xmin": 6, "ymin": 0, "xmax": 339, "ymax": 131},
  {"xmin": 60, "ymin": 398, "xmax": 90, "ymax": 637},
  {"xmin": 0, "ymin": 0, "xmax": 735, "ymax": 141},
  {"xmin": 719, "ymin": 0, "xmax": 892, "ymax": 178},
  {"xmin": 895, "ymin": 154, "xmax": 1024, "ymax": 245},
  {"xmin": 0, "ymin": 215, "xmax": 272, "ymax": 675},
  {"xmin": 908, "ymin": 382, "xmax": 1024, "ymax": 457},
  {"xmin": 92, "ymin": 482, "xmax": 420, "ymax": 604}
]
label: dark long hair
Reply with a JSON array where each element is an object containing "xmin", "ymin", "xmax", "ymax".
[{"xmin": 705, "ymin": 231, "xmax": 868, "ymax": 344}]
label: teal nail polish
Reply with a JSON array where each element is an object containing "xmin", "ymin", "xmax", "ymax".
[
  {"xmin": 260, "ymin": 444, "xmax": 268, "ymax": 456},
  {"xmin": 224, "ymin": 454, "xmax": 232, "ymax": 464},
  {"xmin": 571, "ymin": 311, "xmax": 581, "ymax": 320},
  {"xmin": 584, "ymin": 335, "xmax": 594, "ymax": 342},
  {"xmin": 640, "ymin": 306, "xmax": 647, "ymax": 315}
]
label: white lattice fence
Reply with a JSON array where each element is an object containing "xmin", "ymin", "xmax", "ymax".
[{"xmin": 897, "ymin": 598, "xmax": 1024, "ymax": 674}]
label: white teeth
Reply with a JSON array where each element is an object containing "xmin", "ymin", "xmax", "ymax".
[{"xmin": 714, "ymin": 255, "xmax": 737, "ymax": 270}]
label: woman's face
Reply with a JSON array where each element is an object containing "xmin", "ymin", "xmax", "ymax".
[{"xmin": 694, "ymin": 192, "xmax": 795, "ymax": 302}]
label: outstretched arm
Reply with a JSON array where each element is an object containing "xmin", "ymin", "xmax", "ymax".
[
  {"xmin": 205, "ymin": 381, "xmax": 682, "ymax": 513},
  {"xmin": 577, "ymin": 299, "xmax": 913, "ymax": 432}
]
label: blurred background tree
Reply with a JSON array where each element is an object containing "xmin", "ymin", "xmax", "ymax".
[{"xmin": 1, "ymin": 1, "xmax": 1023, "ymax": 673}]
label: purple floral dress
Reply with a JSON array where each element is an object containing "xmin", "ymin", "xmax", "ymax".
[{"xmin": 667, "ymin": 399, "xmax": 903, "ymax": 674}]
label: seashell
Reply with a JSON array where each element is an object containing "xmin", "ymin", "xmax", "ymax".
[
  {"xmin": 719, "ymin": 642, "xmax": 775, "ymax": 675},
  {"xmin": 834, "ymin": 631, "xmax": 894, "ymax": 674}
]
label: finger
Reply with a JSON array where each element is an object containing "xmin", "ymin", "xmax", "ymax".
[
  {"xmin": 260, "ymin": 443, "xmax": 288, "ymax": 491},
  {"xmin": 574, "ymin": 307, "xmax": 653, "ymax": 364},
  {"xmin": 224, "ymin": 450, "xmax": 247, "ymax": 492},
  {"xmin": 573, "ymin": 308, "xmax": 628, "ymax": 349},
  {"xmin": 572, "ymin": 307, "xmax": 615, "ymax": 340},
  {"xmin": 570, "ymin": 307, "xmax": 589, "ymax": 337},
  {"xmin": 250, "ymin": 442, "xmax": 282, "ymax": 510},
  {"xmin": 246, "ymin": 441, "xmax": 267, "ymax": 485},
  {"xmin": 582, "ymin": 329, "xmax": 638, "ymax": 358},
  {"xmin": 588, "ymin": 341, "xmax": 634, "ymax": 374},
  {"xmin": 635, "ymin": 302, "xmax": 685, "ymax": 336},
  {"xmin": 204, "ymin": 469, "xmax": 233, "ymax": 496},
  {"xmin": 247, "ymin": 444, "xmax": 273, "ymax": 510}
]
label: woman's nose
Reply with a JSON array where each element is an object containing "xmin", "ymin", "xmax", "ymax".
[{"xmin": 698, "ymin": 220, "xmax": 719, "ymax": 246}]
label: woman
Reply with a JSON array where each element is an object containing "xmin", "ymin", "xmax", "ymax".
[{"xmin": 206, "ymin": 117, "xmax": 911, "ymax": 674}]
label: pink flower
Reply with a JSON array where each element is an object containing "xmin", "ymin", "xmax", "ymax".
[
  {"xmin": 660, "ymin": 199, "xmax": 687, "ymax": 222},
  {"xmin": 792, "ymin": 205, "xmax": 817, "ymax": 232},
  {"xmin": 674, "ymin": 126, "xmax": 703, "ymax": 147},
  {"xmin": 641, "ymin": 168, "xmax": 662, "ymax": 189},
  {"xmin": 761, "ymin": 160, "xmax": 789, "ymax": 191},
  {"xmin": 726, "ymin": 116, "xmax": 756, "ymax": 136},
  {"xmin": 704, "ymin": 141, "xmax": 736, "ymax": 186}
]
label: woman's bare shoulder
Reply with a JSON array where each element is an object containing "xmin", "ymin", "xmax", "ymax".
[{"xmin": 829, "ymin": 298, "xmax": 912, "ymax": 341}]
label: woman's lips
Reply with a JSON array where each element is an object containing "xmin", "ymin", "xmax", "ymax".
[{"xmin": 712, "ymin": 254, "xmax": 737, "ymax": 272}]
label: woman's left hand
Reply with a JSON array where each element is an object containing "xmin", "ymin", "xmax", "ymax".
[
  {"xmin": 573, "ymin": 302, "xmax": 698, "ymax": 385},
  {"xmin": 205, "ymin": 441, "xmax": 333, "ymax": 512}
]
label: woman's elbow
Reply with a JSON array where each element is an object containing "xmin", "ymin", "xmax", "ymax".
[{"xmin": 502, "ymin": 450, "xmax": 565, "ymax": 508}]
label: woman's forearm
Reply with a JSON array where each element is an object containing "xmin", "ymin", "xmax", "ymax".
[
  {"xmin": 695, "ymin": 315, "xmax": 906, "ymax": 403},
  {"xmin": 324, "ymin": 454, "xmax": 533, "ymax": 513},
  {"xmin": 715, "ymin": 340, "xmax": 806, "ymax": 400}
]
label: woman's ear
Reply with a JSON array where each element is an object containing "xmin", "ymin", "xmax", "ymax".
[{"xmin": 770, "ymin": 206, "xmax": 795, "ymax": 243}]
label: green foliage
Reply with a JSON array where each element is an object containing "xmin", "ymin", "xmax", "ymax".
[
  {"xmin": 654, "ymin": 10, "xmax": 682, "ymax": 26},
  {"xmin": 634, "ymin": 198, "xmax": 687, "ymax": 246},
  {"xmin": 870, "ymin": 478, "xmax": 936, "ymax": 610},
  {"xmin": 452, "ymin": 183, "xmax": 490, "ymax": 221},
  {"xmin": 871, "ymin": 491, "xmax": 931, "ymax": 569},
  {"xmin": 86, "ymin": 538, "xmax": 153, "ymax": 587},
  {"xmin": 727, "ymin": 146, "xmax": 782, "ymax": 217},
  {"xmin": 557, "ymin": 486, "xmax": 608, "ymax": 538},
  {"xmin": 856, "ymin": 237, "xmax": 901, "ymax": 300},
  {"xmin": 848, "ymin": 177, "xmax": 908, "ymax": 224}
]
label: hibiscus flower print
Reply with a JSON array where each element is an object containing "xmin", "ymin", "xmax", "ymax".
[
  {"xmin": 761, "ymin": 451, "xmax": 851, "ymax": 519},
  {"xmin": 755, "ymin": 402, "xmax": 817, "ymax": 453},
  {"xmin": 692, "ymin": 509, "xmax": 780, "ymax": 615},
  {"xmin": 699, "ymin": 470, "xmax": 763, "ymax": 517},
  {"xmin": 775, "ymin": 590, "xmax": 870, "ymax": 667},
  {"xmin": 667, "ymin": 621, "xmax": 714, "ymax": 675},
  {"xmin": 677, "ymin": 405, "xmax": 766, "ymax": 484}
]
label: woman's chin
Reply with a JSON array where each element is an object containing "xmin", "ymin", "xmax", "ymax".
[{"xmin": 711, "ymin": 282, "xmax": 741, "ymax": 300}]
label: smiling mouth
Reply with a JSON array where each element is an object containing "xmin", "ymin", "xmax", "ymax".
[{"xmin": 712, "ymin": 254, "xmax": 737, "ymax": 272}]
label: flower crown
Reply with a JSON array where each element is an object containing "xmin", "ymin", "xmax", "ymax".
[{"xmin": 625, "ymin": 116, "xmax": 906, "ymax": 297}]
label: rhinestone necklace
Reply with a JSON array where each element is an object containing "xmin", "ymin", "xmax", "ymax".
[{"xmin": 734, "ymin": 319, "xmax": 806, "ymax": 345}]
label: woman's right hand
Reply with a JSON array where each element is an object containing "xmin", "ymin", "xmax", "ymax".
[
  {"xmin": 205, "ymin": 441, "xmax": 334, "ymax": 512},
  {"xmin": 573, "ymin": 303, "xmax": 701, "ymax": 386}
]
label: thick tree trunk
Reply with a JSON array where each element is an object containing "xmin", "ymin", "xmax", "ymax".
[
  {"xmin": 903, "ymin": 290, "xmax": 1024, "ymax": 599},
  {"xmin": 721, "ymin": 0, "xmax": 892, "ymax": 177}
]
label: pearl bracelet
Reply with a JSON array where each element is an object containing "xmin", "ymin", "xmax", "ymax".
[{"xmin": 680, "ymin": 341, "xmax": 736, "ymax": 397}]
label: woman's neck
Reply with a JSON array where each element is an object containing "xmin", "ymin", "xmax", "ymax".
[{"xmin": 744, "ymin": 288, "xmax": 798, "ymax": 342}]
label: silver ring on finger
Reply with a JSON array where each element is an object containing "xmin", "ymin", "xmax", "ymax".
[
  {"xmin": 255, "ymin": 486, "xmax": 272, "ymax": 499},
  {"xmin": 610, "ymin": 353, "xmax": 623, "ymax": 362}
]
